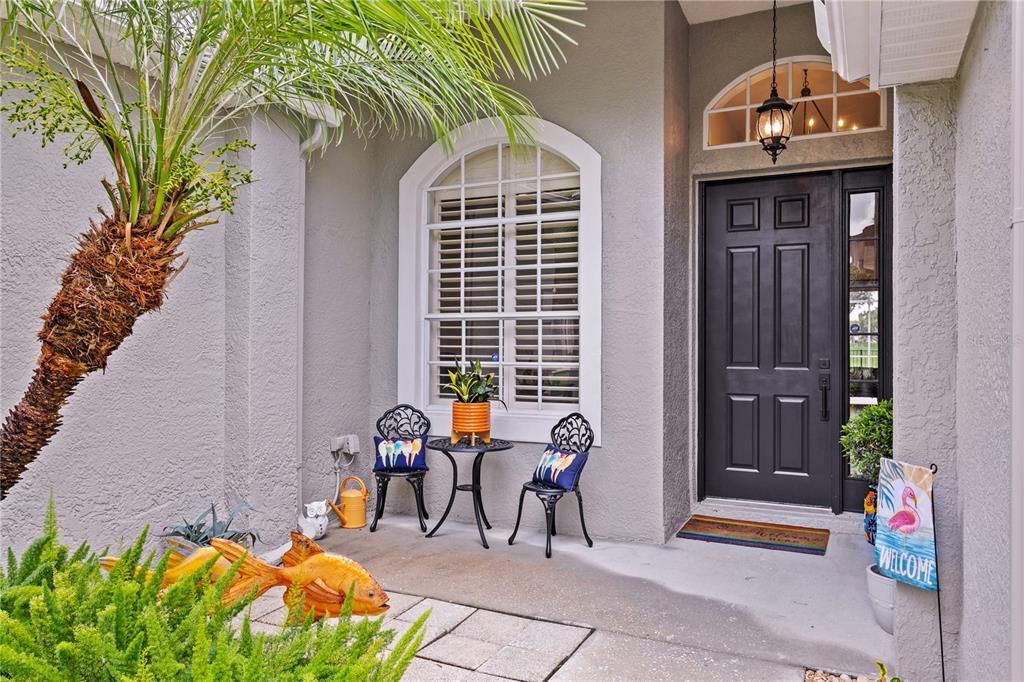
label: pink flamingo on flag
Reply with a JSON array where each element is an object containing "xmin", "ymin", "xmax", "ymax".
[{"xmin": 887, "ymin": 486, "xmax": 921, "ymax": 541}]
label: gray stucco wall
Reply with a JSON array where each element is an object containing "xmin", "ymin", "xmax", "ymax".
[
  {"xmin": 222, "ymin": 115, "xmax": 305, "ymax": 543},
  {"xmin": 301, "ymin": 137, "xmax": 377, "ymax": 506},
  {"xmin": 1, "ymin": 112, "xmax": 305, "ymax": 552},
  {"xmin": 663, "ymin": 0, "xmax": 691, "ymax": 539},
  {"xmin": 363, "ymin": 0, "xmax": 672, "ymax": 543},
  {"xmin": 891, "ymin": 80, "xmax": 961, "ymax": 682},
  {"xmin": 891, "ymin": 4, "xmax": 1015, "ymax": 679},
  {"xmin": 951, "ymin": 1, "xmax": 1013, "ymax": 676},
  {"xmin": 688, "ymin": 3, "xmax": 893, "ymax": 178}
]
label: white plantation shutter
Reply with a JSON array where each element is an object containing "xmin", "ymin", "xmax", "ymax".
[{"xmin": 426, "ymin": 144, "xmax": 582, "ymax": 411}]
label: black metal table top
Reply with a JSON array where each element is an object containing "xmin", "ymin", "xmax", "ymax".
[{"xmin": 426, "ymin": 437, "xmax": 513, "ymax": 454}]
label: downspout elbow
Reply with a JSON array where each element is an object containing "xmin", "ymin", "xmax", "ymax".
[{"xmin": 299, "ymin": 121, "xmax": 327, "ymax": 156}]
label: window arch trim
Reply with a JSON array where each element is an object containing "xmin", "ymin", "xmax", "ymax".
[
  {"xmin": 398, "ymin": 117, "xmax": 602, "ymax": 445},
  {"xmin": 703, "ymin": 55, "xmax": 887, "ymax": 151}
]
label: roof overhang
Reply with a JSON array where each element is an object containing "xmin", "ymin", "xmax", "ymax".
[
  {"xmin": 678, "ymin": 0, "xmax": 808, "ymax": 25},
  {"xmin": 814, "ymin": 0, "xmax": 979, "ymax": 88}
]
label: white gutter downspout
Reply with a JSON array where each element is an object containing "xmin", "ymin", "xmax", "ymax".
[
  {"xmin": 1011, "ymin": 1, "xmax": 1024, "ymax": 680},
  {"xmin": 299, "ymin": 121, "xmax": 327, "ymax": 156}
]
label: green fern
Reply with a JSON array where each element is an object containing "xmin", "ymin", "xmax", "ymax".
[{"xmin": 0, "ymin": 507, "xmax": 426, "ymax": 680}]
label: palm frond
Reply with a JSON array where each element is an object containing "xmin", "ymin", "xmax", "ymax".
[{"xmin": 1, "ymin": 0, "xmax": 584, "ymax": 232}]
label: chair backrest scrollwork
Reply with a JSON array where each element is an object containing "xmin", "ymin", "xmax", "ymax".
[
  {"xmin": 550, "ymin": 412, "xmax": 594, "ymax": 454},
  {"xmin": 376, "ymin": 404, "xmax": 431, "ymax": 441}
]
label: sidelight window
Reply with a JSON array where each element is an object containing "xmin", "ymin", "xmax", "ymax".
[{"xmin": 848, "ymin": 191, "xmax": 882, "ymax": 407}]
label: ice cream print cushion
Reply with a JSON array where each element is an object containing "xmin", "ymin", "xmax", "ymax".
[
  {"xmin": 373, "ymin": 436, "xmax": 427, "ymax": 472},
  {"xmin": 533, "ymin": 444, "xmax": 589, "ymax": 491}
]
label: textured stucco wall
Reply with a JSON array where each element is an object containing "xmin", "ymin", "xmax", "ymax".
[
  {"xmin": 951, "ymin": 1, "xmax": 1013, "ymax": 676},
  {"xmin": 0, "ymin": 113, "xmax": 226, "ymax": 553},
  {"xmin": 688, "ymin": 3, "xmax": 892, "ymax": 178},
  {"xmin": 1, "ymin": 112, "xmax": 306, "ymax": 553},
  {"xmin": 222, "ymin": 115, "xmax": 305, "ymax": 544},
  {"xmin": 301, "ymin": 137, "xmax": 377, "ymax": 505},
  {"xmin": 663, "ymin": 0, "xmax": 691, "ymax": 539},
  {"xmin": 891, "ymin": 82, "xmax": 962, "ymax": 680},
  {"xmin": 366, "ymin": 0, "xmax": 670, "ymax": 543}
]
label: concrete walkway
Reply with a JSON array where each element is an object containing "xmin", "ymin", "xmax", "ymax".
[
  {"xmin": 303, "ymin": 503, "xmax": 893, "ymax": 681},
  {"xmin": 240, "ymin": 585, "xmax": 802, "ymax": 681},
  {"xmin": 313, "ymin": 501, "xmax": 897, "ymax": 675}
]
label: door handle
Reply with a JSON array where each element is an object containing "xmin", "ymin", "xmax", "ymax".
[{"xmin": 819, "ymin": 374, "xmax": 831, "ymax": 421}]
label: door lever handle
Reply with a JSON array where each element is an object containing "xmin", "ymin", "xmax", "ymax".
[{"xmin": 819, "ymin": 374, "xmax": 831, "ymax": 421}]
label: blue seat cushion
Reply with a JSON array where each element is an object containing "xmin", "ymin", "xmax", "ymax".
[
  {"xmin": 532, "ymin": 444, "xmax": 588, "ymax": 491},
  {"xmin": 373, "ymin": 436, "xmax": 428, "ymax": 472}
]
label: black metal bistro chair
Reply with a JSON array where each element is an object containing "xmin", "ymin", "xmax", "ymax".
[
  {"xmin": 508, "ymin": 412, "xmax": 595, "ymax": 558},
  {"xmin": 369, "ymin": 404, "xmax": 431, "ymax": 533}
]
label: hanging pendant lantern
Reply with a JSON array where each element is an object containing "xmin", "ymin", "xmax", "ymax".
[{"xmin": 756, "ymin": 0, "xmax": 793, "ymax": 164}]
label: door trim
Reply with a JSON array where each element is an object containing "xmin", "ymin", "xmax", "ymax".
[{"xmin": 697, "ymin": 166, "xmax": 893, "ymax": 515}]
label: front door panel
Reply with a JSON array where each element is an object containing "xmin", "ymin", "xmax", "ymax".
[{"xmin": 704, "ymin": 173, "xmax": 835, "ymax": 506}]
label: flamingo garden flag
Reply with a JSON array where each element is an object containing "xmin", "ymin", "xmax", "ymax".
[{"xmin": 875, "ymin": 458, "xmax": 938, "ymax": 591}]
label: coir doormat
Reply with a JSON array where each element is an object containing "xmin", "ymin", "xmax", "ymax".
[{"xmin": 677, "ymin": 515, "xmax": 829, "ymax": 556}]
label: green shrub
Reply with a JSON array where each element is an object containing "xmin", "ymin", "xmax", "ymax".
[
  {"xmin": 840, "ymin": 399, "xmax": 893, "ymax": 484},
  {"xmin": 0, "ymin": 501, "xmax": 425, "ymax": 681}
]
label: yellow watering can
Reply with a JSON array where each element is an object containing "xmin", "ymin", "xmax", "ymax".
[{"xmin": 328, "ymin": 476, "xmax": 368, "ymax": 529}]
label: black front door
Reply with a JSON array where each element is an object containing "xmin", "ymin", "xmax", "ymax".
[{"xmin": 702, "ymin": 172, "xmax": 837, "ymax": 507}]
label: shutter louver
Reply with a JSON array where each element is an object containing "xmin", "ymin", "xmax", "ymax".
[{"xmin": 427, "ymin": 144, "xmax": 582, "ymax": 412}]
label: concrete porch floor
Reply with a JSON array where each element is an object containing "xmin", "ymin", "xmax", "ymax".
[{"xmin": 313, "ymin": 503, "xmax": 893, "ymax": 681}]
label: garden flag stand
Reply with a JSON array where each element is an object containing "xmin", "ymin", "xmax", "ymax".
[{"xmin": 875, "ymin": 459, "xmax": 945, "ymax": 682}]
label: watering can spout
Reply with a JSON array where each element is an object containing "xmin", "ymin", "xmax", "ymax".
[{"xmin": 328, "ymin": 475, "xmax": 368, "ymax": 529}]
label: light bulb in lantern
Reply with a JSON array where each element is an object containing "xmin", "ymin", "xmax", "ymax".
[{"xmin": 837, "ymin": 117, "xmax": 846, "ymax": 128}]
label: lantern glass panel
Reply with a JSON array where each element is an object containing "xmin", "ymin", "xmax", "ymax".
[{"xmin": 756, "ymin": 106, "xmax": 792, "ymax": 143}]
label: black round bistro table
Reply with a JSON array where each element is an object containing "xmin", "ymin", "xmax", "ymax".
[{"xmin": 425, "ymin": 438, "xmax": 513, "ymax": 548}]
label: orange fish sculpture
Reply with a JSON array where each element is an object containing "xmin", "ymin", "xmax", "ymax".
[
  {"xmin": 212, "ymin": 536, "xmax": 389, "ymax": 618},
  {"xmin": 100, "ymin": 538, "xmax": 232, "ymax": 588},
  {"xmin": 101, "ymin": 532, "xmax": 388, "ymax": 619}
]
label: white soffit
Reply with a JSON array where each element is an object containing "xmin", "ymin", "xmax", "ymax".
[
  {"xmin": 678, "ymin": 0, "xmax": 808, "ymax": 25},
  {"xmin": 876, "ymin": 0, "xmax": 978, "ymax": 87},
  {"xmin": 818, "ymin": 0, "xmax": 979, "ymax": 88}
]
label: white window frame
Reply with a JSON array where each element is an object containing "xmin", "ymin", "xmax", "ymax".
[
  {"xmin": 703, "ymin": 54, "xmax": 888, "ymax": 151},
  {"xmin": 398, "ymin": 117, "xmax": 602, "ymax": 445}
]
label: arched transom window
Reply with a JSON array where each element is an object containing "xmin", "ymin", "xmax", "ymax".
[
  {"xmin": 705, "ymin": 56, "xmax": 886, "ymax": 148},
  {"xmin": 398, "ymin": 118, "xmax": 602, "ymax": 444}
]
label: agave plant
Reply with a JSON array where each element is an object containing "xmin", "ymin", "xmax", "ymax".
[
  {"xmin": 443, "ymin": 359, "xmax": 502, "ymax": 404},
  {"xmin": 162, "ymin": 501, "xmax": 261, "ymax": 548},
  {"xmin": 0, "ymin": 0, "xmax": 585, "ymax": 498}
]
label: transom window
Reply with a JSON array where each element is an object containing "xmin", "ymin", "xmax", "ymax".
[
  {"xmin": 398, "ymin": 118, "xmax": 602, "ymax": 445},
  {"xmin": 705, "ymin": 56, "xmax": 885, "ymax": 148}
]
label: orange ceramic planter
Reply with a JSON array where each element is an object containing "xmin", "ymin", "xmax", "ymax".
[{"xmin": 451, "ymin": 402, "xmax": 491, "ymax": 445}]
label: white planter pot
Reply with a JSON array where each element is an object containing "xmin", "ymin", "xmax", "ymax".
[{"xmin": 866, "ymin": 563, "xmax": 896, "ymax": 634}]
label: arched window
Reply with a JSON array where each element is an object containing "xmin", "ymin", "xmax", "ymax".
[
  {"xmin": 398, "ymin": 118, "xmax": 602, "ymax": 444},
  {"xmin": 705, "ymin": 56, "xmax": 886, "ymax": 149}
]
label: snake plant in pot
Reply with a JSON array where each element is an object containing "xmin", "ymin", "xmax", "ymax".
[{"xmin": 443, "ymin": 360, "xmax": 504, "ymax": 445}]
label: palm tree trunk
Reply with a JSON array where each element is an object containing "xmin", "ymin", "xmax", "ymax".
[{"xmin": 1, "ymin": 216, "xmax": 181, "ymax": 499}]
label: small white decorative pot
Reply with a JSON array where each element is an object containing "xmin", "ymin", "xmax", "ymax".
[{"xmin": 866, "ymin": 563, "xmax": 896, "ymax": 634}]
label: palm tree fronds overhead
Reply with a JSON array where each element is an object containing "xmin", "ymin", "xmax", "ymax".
[{"xmin": 0, "ymin": 0, "xmax": 584, "ymax": 498}]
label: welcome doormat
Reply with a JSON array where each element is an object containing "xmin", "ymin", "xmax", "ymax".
[{"xmin": 677, "ymin": 515, "xmax": 830, "ymax": 556}]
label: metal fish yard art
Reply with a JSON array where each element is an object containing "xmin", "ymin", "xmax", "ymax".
[{"xmin": 102, "ymin": 532, "xmax": 388, "ymax": 618}]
